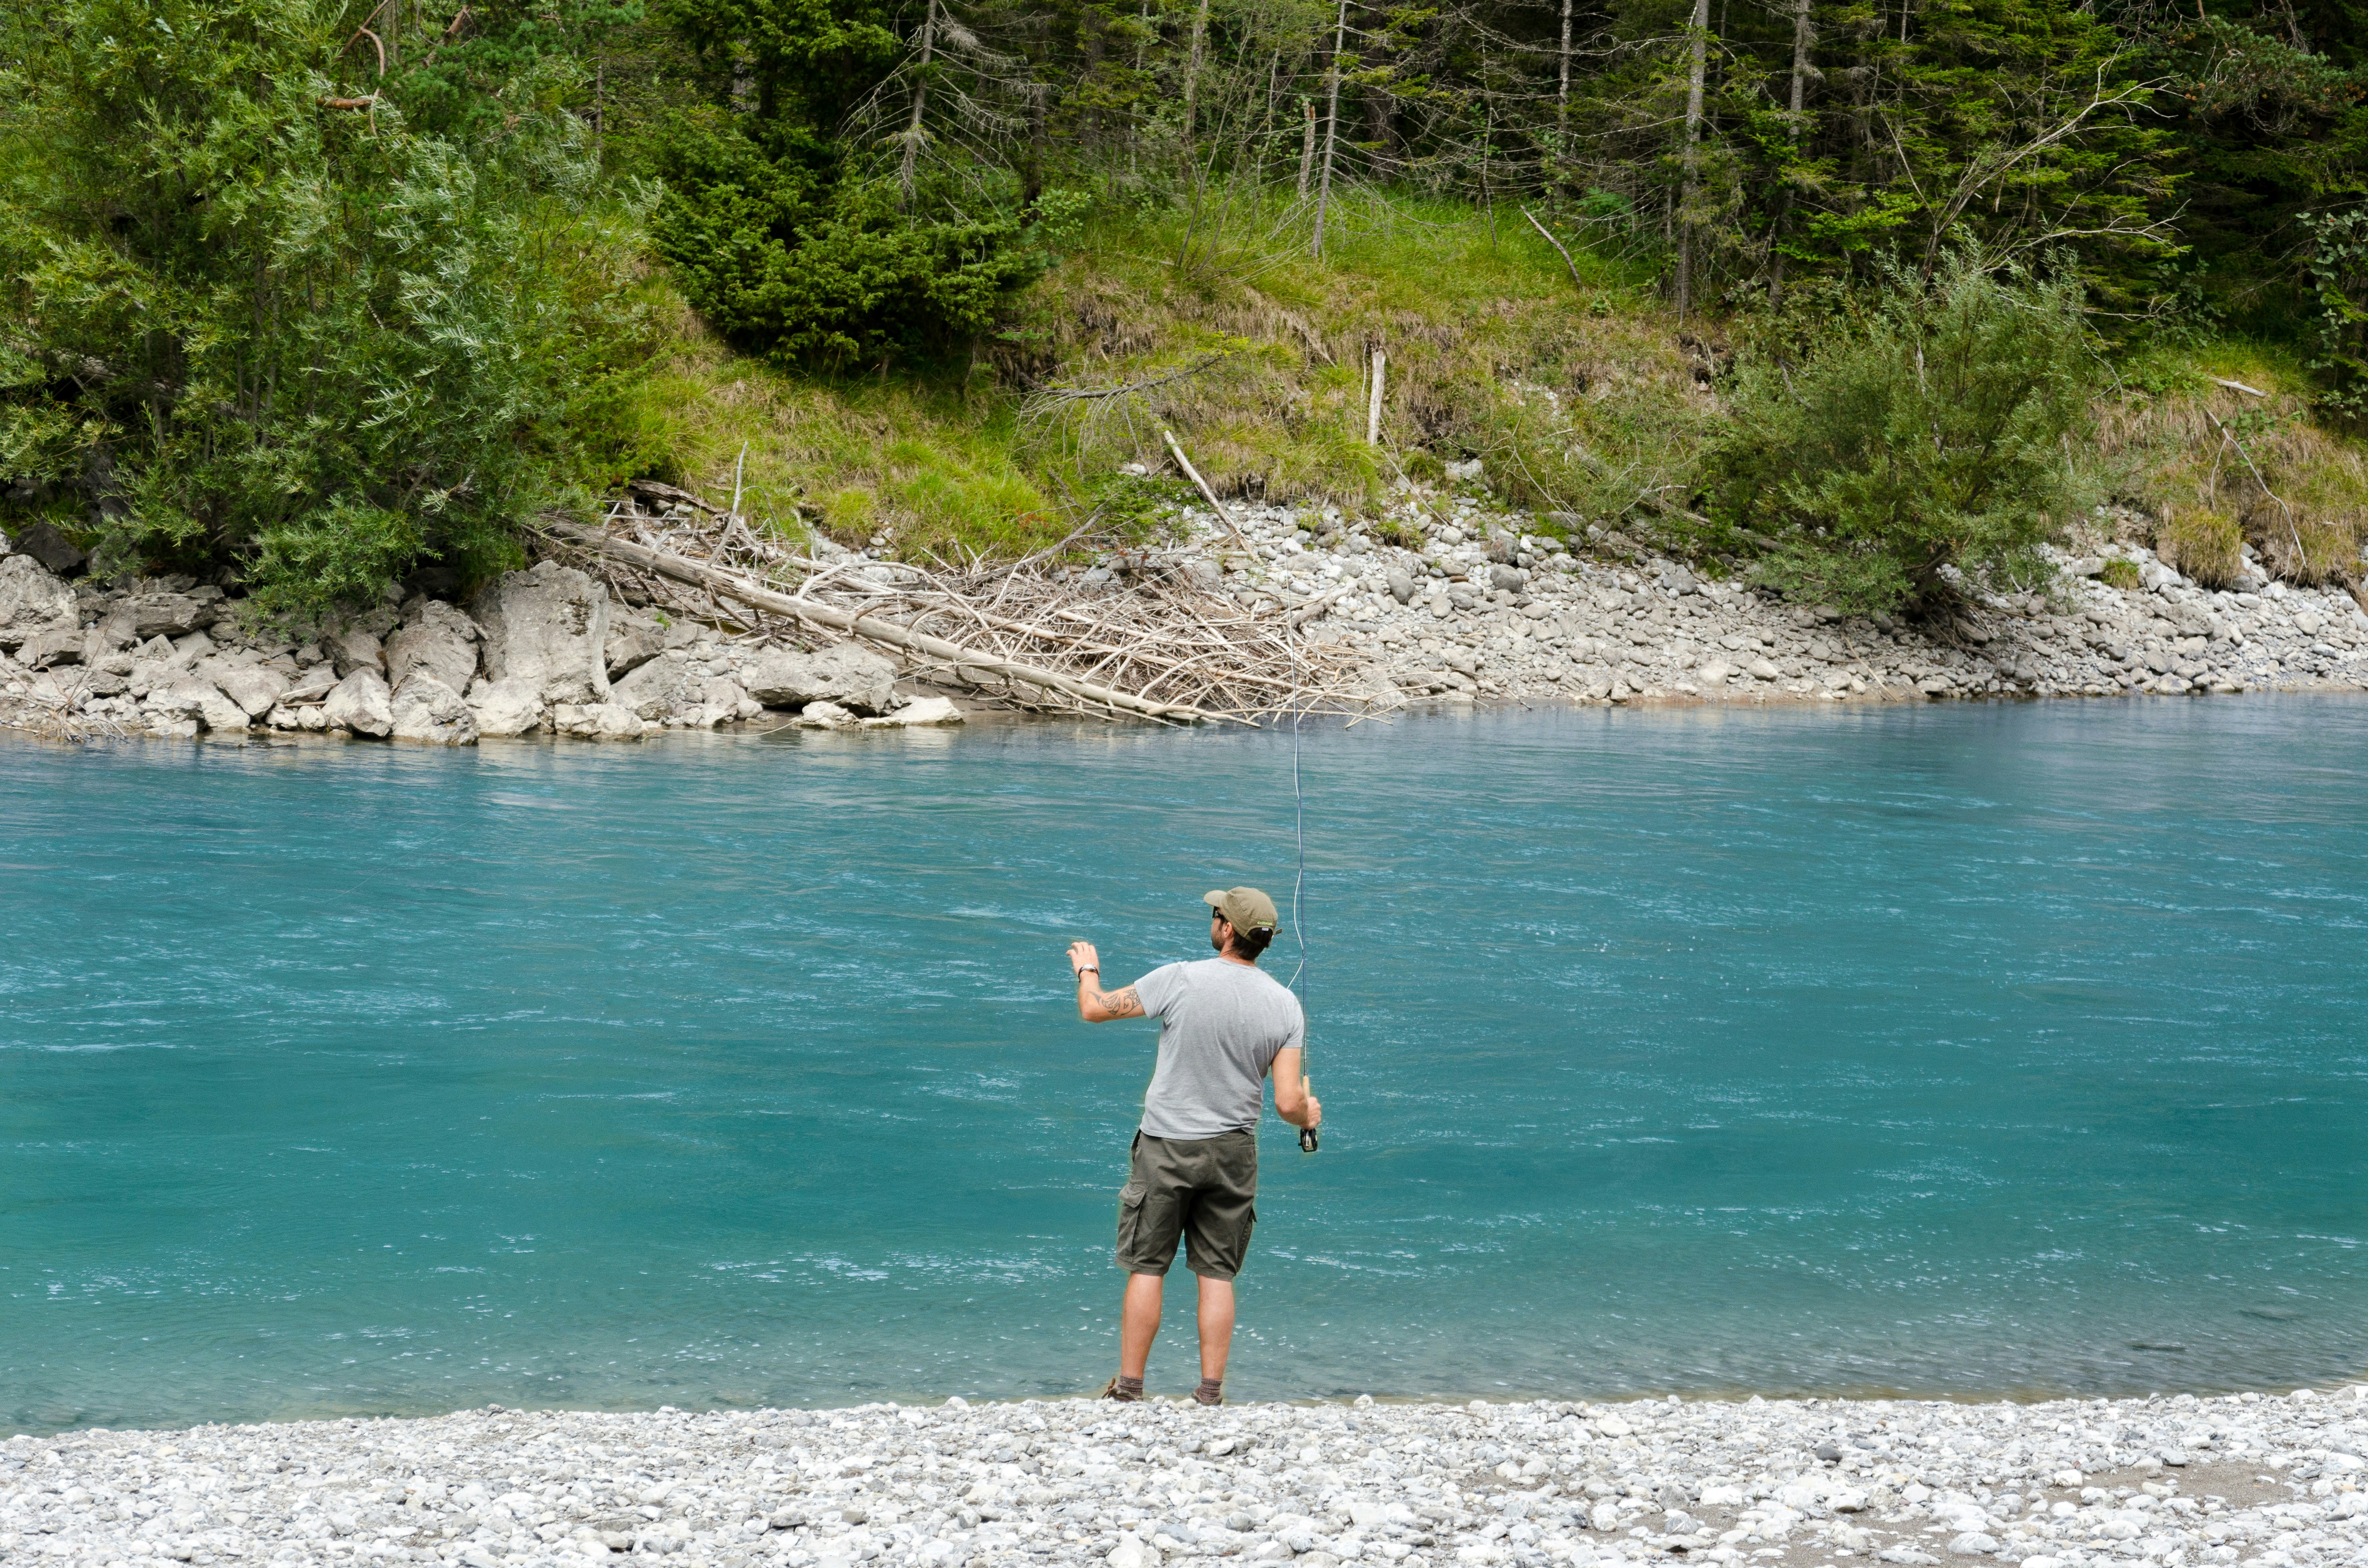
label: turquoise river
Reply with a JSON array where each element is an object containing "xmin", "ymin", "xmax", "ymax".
[{"xmin": 3, "ymin": 697, "xmax": 2365, "ymax": 1435}]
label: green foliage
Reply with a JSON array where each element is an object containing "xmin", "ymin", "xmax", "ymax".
[
  {"xmin": 649, "ymin": 111, "xmax": 1041, "ymax": 366},
  {"xmin": 2304, "ymin": 209, "xmax": 2368, "ymax": 421},
  {"xmin": 1711, "ymin": 258, "xmax": 2097, "ymax": 612},
  {"xmin": 0, "ymin": 0, "xmax": 658, "ymax": 609},
  {"xmin": 641, "ymin": 0, "xmax": 1048, "ymax": 368}
]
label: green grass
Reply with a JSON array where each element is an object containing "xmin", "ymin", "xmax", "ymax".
[
  {"xmin": 624, "ymin": 304, "xmax": 1064, "ymax": 561},
  {"xmin": 617, "ymin": 193, "xmax": 1714, "ymax": 559},
  {"xmin": 614, "ymin": 197, "xmax": 2368, "ymax": 584}
]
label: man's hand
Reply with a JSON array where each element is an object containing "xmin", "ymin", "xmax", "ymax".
[{"xmin": 1069, "ymin": 940, "xmax": 1144, "ymax": 1022}]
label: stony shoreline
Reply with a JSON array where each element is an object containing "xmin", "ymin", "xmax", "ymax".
[
  {"xmin": 5, "ymin": 495, "xmax": 2368, "ymax": 746},
  {"xmin": 8, "ymin": 1385, "xmax": 2364, "ymax": 1568},
  {"xmin": 1184, "ymin": 500, "xmax": 2368, "ymax": 709}
]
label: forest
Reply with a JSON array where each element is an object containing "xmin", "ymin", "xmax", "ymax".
[{"xmin": 3, "ymin": 0, "xmax": 2366, "ymax": 612}]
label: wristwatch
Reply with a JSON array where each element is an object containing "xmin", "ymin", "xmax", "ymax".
[{"xmin": 1075, "ymin": 966, "xmax": 1099, "ymax": 978}]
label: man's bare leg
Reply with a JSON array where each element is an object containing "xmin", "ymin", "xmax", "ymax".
[
  {"xmin": 1120, "ymin": 1273, "xmax": 1164, "ymax": 1379},
  {"xmin": 1197, "ymin": 1275, "xmax": 1235, "ymax": 1383}
]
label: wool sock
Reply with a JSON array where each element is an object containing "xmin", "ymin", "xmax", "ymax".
[
  {"xmin": 1115, "ymin": 1374, "xmax": 1145, "ymax": 1398},
  {"xmin": 1193, "ymin": 1377, "xmax": 1223, "ymax": 1406}
]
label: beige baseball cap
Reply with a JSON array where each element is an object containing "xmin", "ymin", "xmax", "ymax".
[{"xmin": 1204, "ymin": 886, "xmax": 1280, "ymax": 932}]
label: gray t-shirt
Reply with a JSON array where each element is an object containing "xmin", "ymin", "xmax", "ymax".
[{"xmin": 1131, "ymin": 958, "xmax": 1306, "ymax": 1139}]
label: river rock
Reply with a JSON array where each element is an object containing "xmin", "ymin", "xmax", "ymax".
[
  {"xmin": 611, "ymin": 649, "xmax": 703, "ymax": 723},
  {"xmin": 550, "ymin": 701, "xmax": 646, "ymax": 740},
  {"xmin": 196, "ymin": 684, "xmax": 252, "ymax": 732},
  {"xmin": 1386, "ymin": 570, "xmax": 1417, "ymax": 604},
  {"xmin": 605, "ymin": 609, "xmax": 666, "ymax": 679},
  {"xmin": 278, "ymin": 671, "xmax": 339, "ymax": 705},
  {"xmin": 877, "ymin": 696, "xmax": 963, "ymax": 726},
  {"xmin": 198, "ymin": 656, "xmax": 290, "ymax": 718},
  {"xmin": 11, "ymin": 520, "xmax": 87, "ymax": 575},
  {"xmin": 390, "ymin": 674, "xmax": 480, "ymax": 745},
  {"xmin": 470, "ymin": 561, "xmax": 611, "ymax": 704},
  {"xmin": 793, "ymin": 700, "xmax": 856, "ymax": 729},
  {"xmin": 121, "ymin": 590, "xmax": 216, "ymax": 638},
  {"xmin": 385, "ymin": 601, "xmax": 480, "ymax": 696},
  {"xmin": 265, "ymin": 702, "xmax": 330, "ymax": 731},
  {"xmin": 0, "ymin": 554, "xmax": 77, "ymax": 639},
  {"xmin": 324, "ymin": 669, "xmax": 395, "ymax": 737},
  {"xmin": 327, "ymin": 625, "xmax": 385, "ymax": 678},
  {"xmin": 744, "ymin": 643, "xmax": 897, "ymax": 715},
  {"xmin": 19, "ymin": 618, "xmax": 87, "ymax": 667},
  {"xmin": 467, "ymin": 677, "xmax": 548, "ymax": 737}
]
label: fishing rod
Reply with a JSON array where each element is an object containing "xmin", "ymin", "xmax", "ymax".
[{"xmin": 1288, "ymin": 632, "xmax": 1319, "ymax": 1156}]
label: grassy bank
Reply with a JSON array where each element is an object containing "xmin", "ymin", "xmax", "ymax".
[{"xmin": 615, "ymin": 196, "xmax": 2367, "ymax": 592}]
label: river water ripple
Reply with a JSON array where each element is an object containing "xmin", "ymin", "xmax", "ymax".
[{"xmin": 4, "ymin": 697, "xmax": 2365, "ymax": 1432}]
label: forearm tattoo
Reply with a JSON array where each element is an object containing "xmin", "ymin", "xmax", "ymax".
[{"xmin": 1101, "ymin": 986, "xmax": 1144, "ymax": 1018}]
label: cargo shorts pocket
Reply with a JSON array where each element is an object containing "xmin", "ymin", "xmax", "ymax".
[{"xmin": 1116, "ymin": 1183, "xmax": 1183, "ymax": 1275}]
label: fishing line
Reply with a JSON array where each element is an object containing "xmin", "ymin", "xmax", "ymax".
[{"xmin": 1286, "ymin": 623, "xmax": 1319, "ymax": 1154}]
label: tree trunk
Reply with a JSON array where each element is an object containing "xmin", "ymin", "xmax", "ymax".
[
  {"xmin": 1182, "ymin": 0, "xmax": 1212, "ymax": 164},
  {"xmin": 1298, "ymin": 99, "xmax": 1318, "ymax": 199},
  {"xmin": 1674, "ymin": 0, "xmax": 1710, "ymax": 318},
  {"xmin": 1556, "ymin": 0, "xmax": 1573, "ymax": 184},
  {"xmin": 1311, "ymin": 0, "xmax": 1350, "ymax": 256},
  {"xmin": 899, "ymin": 0, "xmax": 940, "ymax": 210},
  {"xmin": 1768, "ymin": 0, "xmax": 1813, "ymax": 310}
]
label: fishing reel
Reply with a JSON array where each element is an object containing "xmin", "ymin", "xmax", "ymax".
[{"xmin": 1299, "ymin": 1125, "xmax": 1320, "ymax": 1154}]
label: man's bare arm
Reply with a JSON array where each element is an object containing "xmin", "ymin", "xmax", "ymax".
[
  {"xmin": 1066, "ymin": 940, "xmax": 1147, "ymax": 1022},
  {"xmin": 1271, "ymin": 1045, "xmax": 1321, "ymax": 1129}
]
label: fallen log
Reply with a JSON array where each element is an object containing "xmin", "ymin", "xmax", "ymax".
[{"xmin": 544, "ymin": 520, "xmax": 1231, "ymax": 725}]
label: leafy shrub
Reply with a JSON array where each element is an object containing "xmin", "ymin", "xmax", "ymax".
[
  {"xmin": 648, "ymin": 111, "xmax": 1044, "ymax": 368},
  {"xmin": 0, "ymin": 0, "xmax": 657, "ymax": 610},
  {"xmin": 2098, "ymin": 558, "xmax": 2143, "ymax": 590},
  {"xmin": 1710, "ymin": 257, "xmax": 2096, "ymax": 613}
]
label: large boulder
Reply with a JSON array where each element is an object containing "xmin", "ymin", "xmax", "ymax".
[
  {"xmin": 118, "ymin": 589, "xmax": 218, "ymax": 639},
  {"xmin": 149, "ymin": 674, "xmax": 250, "ymax": 733},
  {"xmin": 327, "ymin": 625, "xmax": 385, "ymax": 678},
  {"xmin": 466, "ymin": 676, "xmax": 548, "ymax": 737},
  {"xmin": 324, "ymin": 668, "xmax": 395, "ymax": 737},
  {"xmin": 0, "ymin": 555, "xmax": 76, "ymax": 645},
  {"xmin": 19, "ymin": 619, "xmax": 87, "ymax": 667},
  {"xmin": 610, "ymin": 648, "xmax": 702, "ymax": 722},
  {"xmin": 12, "ymin": 522, "xmax": 87, "ymax": 576},
  {"xmin": 469, "ymin": 561, "xmax": 610, "ymax": 704},
  {"xmin": 277, "ymin": 670, "xmax": 340, "ymax": 706},
  {"xmin": 385, "ymin": 600, "xmax": 480, "ymax": 695},
  {"xmin": 389, "ymin": 674, "xmax": 480, "ymax": 745},
  {"xmin": 743, "ymin": 642, "xmax": 897, "ymax": 715},
  {"xmin": 197, "ymin": 656, "xmax": 290, "ymax": 718},
  {"xmin": 604, "ymin": 608, "xmax": 666, "ymax": 679}
]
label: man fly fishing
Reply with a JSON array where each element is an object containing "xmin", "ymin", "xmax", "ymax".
[{"xmin": 1067, "ymin": 887, "xmax": 1321, "ymax": 1407}]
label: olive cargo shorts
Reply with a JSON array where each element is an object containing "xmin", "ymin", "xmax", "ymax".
[{"xmin": 1116, "ymin": 1129, "xmax": 1258, "ymax": 1281}]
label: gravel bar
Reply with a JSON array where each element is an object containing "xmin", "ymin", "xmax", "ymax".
[{"xmin": 8, "ymin": 1385, "xmax": 2368, "ymax": 1568}]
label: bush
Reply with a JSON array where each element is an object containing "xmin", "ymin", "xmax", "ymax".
[
  {"xmin": 0, "ymin": 0, "xmax": 656, "ymax": 610},
  {"xmin": 2160, "ymin": 504, "xmax": 2245, "ymax": 588},
  {"xmin": 1710, "ymin": 257, "xmax": 2097, "ymax": 613}
]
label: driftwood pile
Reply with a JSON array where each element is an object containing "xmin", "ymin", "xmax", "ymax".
[{"xmin": 542, "ymin": 485, "xmax": 1393, "ymax": 725}]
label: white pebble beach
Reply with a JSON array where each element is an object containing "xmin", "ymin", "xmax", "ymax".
[{"xmin": 9, "ymin": 1385, "xmax": 2366, "ymax": 1568}]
